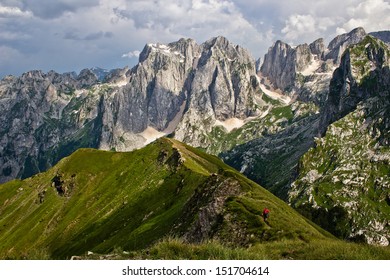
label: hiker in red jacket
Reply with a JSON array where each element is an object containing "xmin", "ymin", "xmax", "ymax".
[{"xmin": 262, "ymin": 208, "xmax": 270, "ymax": 222}]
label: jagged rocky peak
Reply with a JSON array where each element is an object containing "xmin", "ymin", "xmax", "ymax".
[
  {"xmin": 19, "ymin": 70, "xmax": 48, "ymax": 84},
  {"xmin": 258, "ymin": 28, "xmax": 372, "ymax": 104},
  {"xmin": 259, "ymin": 40, "xmax": 294, "ymax": 90},
  {"xmin": 200, "ymin": 36, "xmax": 255, "ymax": 66},
  {"xmin": 266, "ymin": 40, "xmax": 294, "ymax": 60},
  {"xmin": 103, "ymin": 66, "xmax": 130, "ymax": 85},
  {"xmin": 195, "ymin": 36, "xmax": 259, "ymax": 116},
  {"xmin": 77, "ymin": 68, "xmax": 99, "ymax": 88},
  {"xmin": 203, "ymin": 36, "xmax": 233, "ymax": 51},
  {"xmin": 0, "ymin": 75, "xmax": 17, "ymax": 95},
  {"xmin": 90, "ymin": 67, "xmax": 111, "ymax": 81},
  {"xmin": 320, "ymin": 35, "xmax": 390, "ymax": 133},
  {"xmin": 309, "ymin": 38, "xmax": 325, "ymax": 58},
  {"xmin": 260, "ymin": 38, "xmax": 325, "ymax": 90},
  {"xmin": 327, "ymin": 27, "xmax": 366, "ymax": 49},
  {"xmin": 171, "ymin": 36, "xmax": 263, "ymax": 148},
  {"xmin": 354, "ymin": 36, "xmax": 390, "ymax": 70},
  {"xmin": 370, "ymin": 30, "xmax": 390, "ymax": 45},
  {"xmin": 168, "ymin": 37, "xmax": 198, "ymax": 54},
  {"xmin": 46, "ymin": 70, "xmax": 80, "ymax": 92},
  {"xmin": 99, "ymin": 35, "xmax": 262, "ymax": 152},
  {"xmin": 0, "ymin": 67, "xmax": 105, "ymax": 183},
  {"xmin": 139, "ymin": 38, "xmax": 200, "ymax": 66},
  {"xmin": 294, "ymin": 43, "xmax": 313, "ymax": 72},
  {"xmin": 134, "ymin": 38, "xmax": 201, "ymax": 96},
  {"xmin": 325, "ymin": 27, "xmax": 367, "ymax": 63}
]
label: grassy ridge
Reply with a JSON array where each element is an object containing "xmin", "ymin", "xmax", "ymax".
[
  {"xmin": 129, "ymin": 238, "xmax": 390, "ymax": 260},
  {"xmin": 1, "ymin": 140, "xmax": 207, "ymax": 258},
  {"xmin": 75, "ymin": 238, "xmax": 390, "ymax": 260},
  {"xmin": 0, "ymin": 138, "xmax": 385, "ymax": 259}
]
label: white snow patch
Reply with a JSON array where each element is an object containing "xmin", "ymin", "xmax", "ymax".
[
  {"xmin": 107, "ymin": 76, "xmax": 129, "ymax": 87},
  {"xmin": 173, "ymin": 51, "xmax": 185, "ymax": 59},
  {"xmin": 107, "ymin": 74, "xmax": 130, "ymax": 87},
  {"xmin": 259, "ymin": 83, "xmax": 291, "ymax": 105},
  {"xmin": 300, "ymin": 59, "xmax": 321, "ymax": 76},
  {"xmin": 140, "ymin": 127, "xmax": 166, "ymax": 145},
  {"xmin": 149, "ymin": 43, "xmax": 169, "ymax": 50},
  {"xmin": 149, "ymin": 43, "xmax": 171, "ymax": 55},
  {"xmin": 215, "ymin": 118, "xmax": 245, "ymax": 132},
  {"xmin": 112, "ymin": 79, "xmax": 128, "ymax": 87},
  {"xmin": 214, "ymin": 113, "xmax": 263, "ymax": 132}
]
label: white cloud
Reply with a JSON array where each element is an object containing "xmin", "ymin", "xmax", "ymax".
[
  {"xmin": 343, "ymin": 0, "xmax": 390, "ymax": 32},
  {"xmin": 0, "ymin": 0, "xmax": 389, "ymax": 78},
  {"xmin": 0, "ymin": 5, "xmax": 31, "ymax": 17},
  {"xmin": 281, "ymin": 14, "xmax": 317, "ymax": 41},
  {"xmin": 111, "ymin": 0, "xmax": 269, "ymax": 58},
  {"xmin": 281, "ymin": 12, "xmax": 342, "ymax": 44},
  {"xmin": 122, "ymin": 50, "xmax": 141, "ymax": 58},
  {"xmin": 275, "ymin": 0, "xmax": 390, "ymax": 46}
]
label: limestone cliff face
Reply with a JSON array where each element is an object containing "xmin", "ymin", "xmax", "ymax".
[
  {"xmin": 98, "ymin": 36, "xmax": 263, "ymax": 151},
  {"xmin": 0, "ymin": 36, "xmax": 264, "ymax": 182},
  {"xmin": 260, "ymin": 40, "xmax": 296, "ymax": 91},
  {"xmin": 174, "ymin": 36, "xmax": 261, "ymax": 146},
  {"xmin": 309, "ymin": 38, "xmax": 326, "ymax": 58},
  {"xmin": 98, "ymin": 38, "xmax": 199, "ymax": 151},
  {"xmin": 260, "ymin": 37, "xmax": 331, "ymax": 105},
  {"xmin": 0, "ymin": 70, "xmax": 102, "ymax": 183},
  {"xmin": 320, "ymin": 35, "xmax": 390, "ymax": 132},
  {"xmin": 289, "ymin": 36, "xmax": 390, "ymax": 246},
  {"xmin": 326, "ymin": 27, "xmax": 367, "ymax": 63},
  {"xmin": 259, "ymin": 28, "xmax": 368, "ymax": 105}
]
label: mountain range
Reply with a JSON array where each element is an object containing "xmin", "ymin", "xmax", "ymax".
[{"xmin": 0, "ymin": 27, "xmax": 389, "ymax": 258}]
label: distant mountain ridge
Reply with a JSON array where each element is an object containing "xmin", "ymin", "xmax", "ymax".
[
  {"xmin": 369, "ymin": 31, "xmax": 390, "ymax": 46},
  {"xmin": 0, "ymin": 36, "xmax": 265, "ymax": 183}
]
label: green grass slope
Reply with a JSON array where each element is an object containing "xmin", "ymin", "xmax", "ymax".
[{"xmin": 0, "ymin": 138, "xmax": 384, "ymax": 259}]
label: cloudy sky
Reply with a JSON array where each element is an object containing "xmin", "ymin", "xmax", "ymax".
[{"xmin": 0, "ymin": 0, "xmax": 389, "ymax": 78}]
